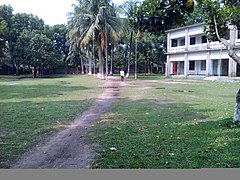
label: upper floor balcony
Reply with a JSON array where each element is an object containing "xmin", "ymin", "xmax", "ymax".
[{"xmin": 168, "ymin": 39, "xmax": 240, "ymax": 54}]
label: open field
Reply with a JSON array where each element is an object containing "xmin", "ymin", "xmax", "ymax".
[
  {"xmin": 1, "ymin": 74, "xmax": 240, "ymax": 169},
  {"xmin": 86, "ymin": 75, "xmax": 240, "ymax": 168},
  {"xmin": 0, "ymin": 75, "xmax": 104, "ymax": 168}
]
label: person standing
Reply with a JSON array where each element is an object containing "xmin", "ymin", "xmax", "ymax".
[{"xmin": 120, "ymin": 69, "xmax": 125, "ymax": 81}]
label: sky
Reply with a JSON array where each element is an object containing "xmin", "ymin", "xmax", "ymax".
[{"xmin": 0, "ymin": 0, "xmax": 125, "ymax": 26}]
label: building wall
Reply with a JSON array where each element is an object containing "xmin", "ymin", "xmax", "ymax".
[{"xmin": 165, "ymin": 23, "xmax": 240, "ymax": 78}]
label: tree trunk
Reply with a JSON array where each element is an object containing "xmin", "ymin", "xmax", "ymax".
[
  {"xmin": 80, "ymin": 51, "xmax": 84, "ymax": 74},
  {"xmin": 110, "ymin": 45, "xmax": 113, "ymax": 75},
  {"xmin": 33, "ymin": 66, "xmax": 37, "ymax": 78},
  {"xmin": 87, "ymin": 46, "xmax": 92, "ymax": 75},
  {"xmin": 65, "ymin": 64, "xmax": 68, "ymax": 74},
  {"xmin": 126, "ymin": 31, "xmax": 133, "ymax": 77},
  {"xmin": 99, "ymin": 47, "xmax": 104, "ymax": 80},
  {"xmin": 135, "ymin": 37, "xmax": 138, "ymax": 79},
  {"xmin": 148, "ymin": 59, "xmax": 152, "ymax": 74},
  {"xmin": 28, "ymin": 65, "xmax": 31, "ymax": 75},
  {"xmin": 105, "ymin": 22, "xmax": 108, "ymax": 78},
  {"xmin": 15, "ymin": 63, "xmax": 19, "ymax": 76},
  {"xmin": 92, "ymin": 32, "xmax": 96, "ymax": 76},
  {"xmin": 39, "ymin": 66, "xmax": 42, "ymax": 78},
  {"xmin": 233, "ymin": 89, "xmax": 240, "ymax": 125}
]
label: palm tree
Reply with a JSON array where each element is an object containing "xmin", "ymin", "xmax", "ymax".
[
  {"xmin": 68, "ymin": 0, "xmax": 122, "ymax": 79},
  {"xmin": 119, "ymin": 0, "xmax": 141, "ymax": 77}
]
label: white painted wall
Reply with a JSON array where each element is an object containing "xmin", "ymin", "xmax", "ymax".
[
  {"xmin": 188, "ymin": 26, "xmax": 204, "ymax": 36},
  {"xmin": 169, "ymin": 54, "xmax": 185, "ymax": 61},
  {"xmin": 210, "ymin": 50, "xmax": 229, "ymax": 59},
  {"xmin": 169, "ymin": 30, "xmax": 186, "ymax": 39},
  {"xmin": 188, "ymin": 52, "xmax": 206, "ymax": 60}
]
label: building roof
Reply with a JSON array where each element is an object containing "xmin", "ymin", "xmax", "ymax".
[{"xmin": 165, "ymin": 23, "xmax": 206, "ymax": 33}]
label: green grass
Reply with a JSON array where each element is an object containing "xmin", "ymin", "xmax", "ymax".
[
  {"xmin": 0, "ymin": 75, "xmax": 103, "ymax": 168},
  {"xmin": 86, "ymin": 76, "xmax": 240, "ymax": 169},
  {"xmin": 128, "ymin": 73, "xmax": 166, "ymax": 80}
]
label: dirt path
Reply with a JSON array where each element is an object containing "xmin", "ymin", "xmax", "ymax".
[{"xmin": 12, "ymin": 77, "xmax": 125, "ymax": 169}]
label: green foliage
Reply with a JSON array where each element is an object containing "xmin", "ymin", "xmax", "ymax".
[
  {"xmin": 132, "ymin": 0, "xmax": 195, "ymax": 34},
  {"xmin": 67, "ymin": 0, "xmax": 123, "ymax": 77},
  {"xmin": 197, "ymin": 0, "xmax": 240, "ymax": 40},
  {"xmin": 183, "ymin": 5, "xmax": 205, "ymax": 26},
  {"xmin": 0, "ymin": 17, "xmax": 7, "ymax": 58},
  {"xmin": 113, "ymin": 32, "xmax": 165, "ymax": 74},
  {"xmin": 0, "ymin": 5, "xmax": 13, "ymax": 59},
  {"xmin": 0, "ymin": 4, "xmax": 69, "ymax": 76}
]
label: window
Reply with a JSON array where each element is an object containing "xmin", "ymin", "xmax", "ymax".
[
  {"xmin": 201, "ymin": 60, "xmax": 206, "ymax": 71},
  {"xmin": 180, "ymin": 38, "xmax": 185, "ymax": 46},
  {"xmin": 190, "ymin": 37, "xmax": 196, "ymax": 45},
  {"xmin": 189, "ymin": 61, "xmax": 195, "ymax": 70},
  {"xmin": 171, "ymin": 39, "xmax": 178, "ymax": 47},
  {"xmin": 202, "ymin": 36, "xmax": 207, "ymax": 43}
]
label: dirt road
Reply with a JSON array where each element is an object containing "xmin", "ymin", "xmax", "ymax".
[{"xmin": 12, "ymin": 77, "xmax": 124, "ymax": 169}]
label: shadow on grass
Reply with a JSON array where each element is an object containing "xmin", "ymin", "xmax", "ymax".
[
  {"xmin": 88, "ymin": 98, "xmax": 240, "ymax": 169},
  {"xmin": 0, "ymin": 84, "xmax": 89, "ymax": 100},
  {"xmin": 0, "ymin": 98, "xmax": 95, "ymax": 168}
]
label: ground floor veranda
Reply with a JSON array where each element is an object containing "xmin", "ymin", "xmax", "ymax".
[{"xmin": 165, "ymin": 49, "xmax": 240, "ymax": 78}]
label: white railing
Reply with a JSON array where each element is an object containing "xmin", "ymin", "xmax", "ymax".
[
  {"xmin": 188, "ymin": 44, "xmax": 208, "ymax": 51},
  {"xmin": 209, "ymin": 42, "xmax": 226, "ymax": 50},
  {"xmin": 168, "ymin": 39, "xmax": 236, "ymax": 53},
  {"xmin": 169, "ymin": 46, "xmax": 185, "ymax": 53},
  {"xmin": 168, "ymin": 39, "xmax": 240, "ymax": 53}
]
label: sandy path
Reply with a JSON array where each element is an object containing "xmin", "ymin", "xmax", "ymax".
[{"xmin": 12, "ymin": 77, "xmax": 124, "ymax": 169}]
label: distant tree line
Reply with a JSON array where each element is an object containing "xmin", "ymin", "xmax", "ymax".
[
  {"xmin": 0, "ymin": 5, "xmax": 70, "ymax": 77},
  {"xmin": 0, "ymin": 1, "xmax": 205, "ymax": 78}
]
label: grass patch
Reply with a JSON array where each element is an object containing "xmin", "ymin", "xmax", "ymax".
[
  {"xmin": 128, "ymin": 73, "xmax": 166, "ymax": 80},
  {"xmin": 0, "ymin": 75, "xmax": 103, "ymax": 168},
  {"xmin": 86, "ymin": 75, "xmax": 240, "ymax": 169}
]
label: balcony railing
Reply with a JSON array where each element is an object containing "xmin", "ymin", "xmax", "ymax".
[
  {"xmin": 188, "ymin": 43, "xmax": 208, "ymax": 51},
  {"xmin": 168, "ymin": 39, "xmax": 240, "ymax": 53}
]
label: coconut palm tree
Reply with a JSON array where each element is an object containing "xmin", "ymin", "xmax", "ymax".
[
  {"xmin": 68, "ymin": 0, "xmax": 122, "ymax": 79},
  {"xmin": 119, "ymin": 0, "xmax": 143, "ymax": 78}
]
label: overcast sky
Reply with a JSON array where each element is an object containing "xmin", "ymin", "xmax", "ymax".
[{"xmin": 0, "ymin": 0, "xmax": 125, "ymax": 26}]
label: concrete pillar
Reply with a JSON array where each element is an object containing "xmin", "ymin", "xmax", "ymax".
[
  {"xmin": 185, "ymin": 28, "xmax": 189, "ymax": 51},
  {"xmin": 184, "ymin": 53, "xmax": 188, "ymax": 78},
  {"xmin": 167, "ymin": 33, "xmax": 171, "ymax": 51},
  {"xmin": 218, "ymin": 58, "xmax": 221, "ymax": 76},
  {"xmin": 228, "ymin": 24, "xmax": 237, "ymax": 77},
  {"xmin": 233, "ymin": 60, "xmax": 237, "ymax": 76},
  {"xmin": 206, "ymin": 51, "xmax": 210, "ymax": 77},
  {"xmin": 229, "ymin": 58, "xmax": 236, "ymax": 77},
  {"xmin": 165, "ymin": 55, "xmax": 171, "ymax": 77},
  {"xmin": 166, "ymin": 33, "xmax": 171, "ymax": 78}
]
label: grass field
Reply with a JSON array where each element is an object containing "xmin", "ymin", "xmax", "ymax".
[
  {"xmin": 1, "ymin": 74, "xmax": 240, "ymax": 169},
  {"xmin": 86, "ymin": 75, "xmax": 240, "ymax": 168},
  {"xmin": 0, "ymin": 75, "xmax": 103, "ymax": 168}
]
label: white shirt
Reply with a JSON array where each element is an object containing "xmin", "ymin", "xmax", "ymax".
[{"xmin": 120, "ymin": 70, "xmax": 124, "ymax": 77}]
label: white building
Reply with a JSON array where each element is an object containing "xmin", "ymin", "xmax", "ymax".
[{"xmin": 165, "ymin": 23, "xmax": 240, "ymax": 78}]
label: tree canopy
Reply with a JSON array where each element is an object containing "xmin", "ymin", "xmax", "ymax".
[
  {"xmin": 0, "ymin": 4, "xmax": 69, "ymax": 76},
  {"xmin": 132, "ymin": 0, "xmax": 194, "ymax": 34}
]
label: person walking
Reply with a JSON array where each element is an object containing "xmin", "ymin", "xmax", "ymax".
[{"xmin": 120, "ymin": 69, "xmax": 125, "ymax": 81}]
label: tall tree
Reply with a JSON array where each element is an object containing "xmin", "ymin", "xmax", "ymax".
[
  {"xmin": 8, "ymin": 13, "xmax": 45, "ymax": 75},
  {"xmin": 0, "ymin": 5, "xmax": 13, "ymax": 61},
  {"xmin": 196, "ymin": 0, "xmax": 240, "ymax": 124},
  {"xmin": 68, "ymin": 0, "xmax": 122, "ymax": 79},
  {"xmin": 28, "ymin": 31, "xmax": 53, "ymax": 77},
  {"xmin": 133, "ymin": 0, "xmax": 194, "ymax": 34},
  {"xmin": 197, "ymin": 0, "xmax": 240, "ymax": 64},
  {"xmin": 119, "ymin": 0, "xmax": 140, "ymax": 77}
]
